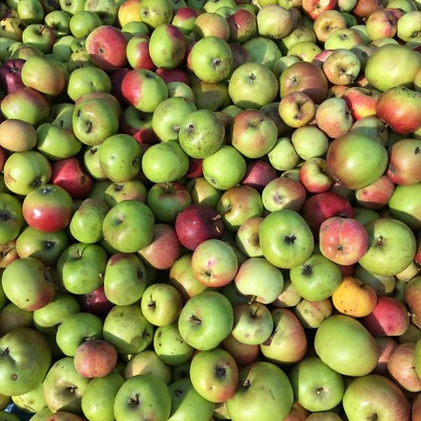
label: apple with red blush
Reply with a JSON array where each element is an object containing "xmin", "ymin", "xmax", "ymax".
[
  {"xmin": 241, "ymin": 159, "xmax": 277, "ymax": 192},
  {"xmin": 299, "ymin": 157, "xmax": 334, "ymax": 194},
  {"xmin": 355, "ymin": 175, "xmax": 395, "ymax": 210},
  {"xmin": 0, "ymin": 58, "xmax": 25, "ymax": 94},
  {"xmin": 175, "ymin": 204, "xmax": 224, "ymax": 251},
  {"xmin": 22, "ymin": 184, "xmax": 74, "ymax": 233},
  {"xmin": 342, "ymin": 86, "xmax": 380, "ymax": 121},
  {"xmin": 78, "ymin": 285, "xmax": 115, "ymax": 318},
  {"xmin": 51, "ymin": 157, "xmax": 93, "ymax": 200},
  {"xmin": 387, "ymin": 138, "xmax": 421, "ymax": 185}
]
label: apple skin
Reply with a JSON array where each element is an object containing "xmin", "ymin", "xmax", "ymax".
[
  {"xmin": 226, "ymin": 361, "xmax": 294, "ymax": 421},
  {"xmin": 241, "ymin": 159, "xmax": 277, "ymax": 192},
  {"xmin": 175, "ymin": 204, "xmax": 224, "ymax": 251},
  {"xmin": 342, "ymin": 374, "xmax": 411, "ymax": 421},
  {"xmin": 314, "ymin": 314, "xmax": 380, "ymax": 377}
]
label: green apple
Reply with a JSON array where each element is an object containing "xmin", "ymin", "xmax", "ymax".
[
  {"xmin": 43, "ymin": 356, "xmax": 90, "ymax": 413},
  {"xmin": 140, "ymin": 283, "xmax": 183, "ymax": 326},
  {"xmin": 36, "ymin": 122, "xmax": 82, "ymax": 160},
  {"xmin": 103, "ymin": 252, "xmax": 148, "ymax": 306},
  {"xmin": 103, "ymin": 304, "xmax": 154, "ymax": 355},
  {"xmin": 70, "ymin": 10, "xmax": 102, "ymax": 38},
  {"xmin": 202, "ymin": 145, "xmax": 246, "ymax": 190},
  {"xmin": 52, "ymin": 35, "xmax": 77, "ymax": 62},
  {"xmin": 259, "ymin": 209, "xmax": 314, "ymax": 269},
  {"xmin": 289, "ymin": 356, "xmax": 345, "ymax": 412},
  {"xmin": 98, "ymin": 134, "xmax": 142, "ymax": 182},
  {"xmin": 59, "ymin": 0, "xmax": 84, "ymax": 14},
  {"xmin": 0, "ymin": 303, "xmax": 34, "ymax": 337},
  {"xmin": 314, "ymin": 314, "xmax": 380, "ymax": 377},
  {"xmin": 243, "ymin": 36, "xmax": 282, "ymax": 71},
  {"xmin": 0, "ymin": 327, "xmax": 52, "ymax": 396},
  {"xmin": 103, "ymin": 180, "xmax": 147, "ymax": 207},
  {"xmin": 178, "ymin": 291, "xmax": 234, "ymax": 350},
  {"xmin": 141, "ymin": 141, "xmax": 189, "ymax": 184},
  {"xmin": 0, "ymin": 193, "xmax": 24, "ymax": 245},
  {"xmin": 84, "ymin": 0, "xmax": 118, "ymax": 25},
  {"xmin": 189, "ymin": 36, "xmax": 233, "ymax": 83},
  {"xmin": 138, "ymin": 0, "xmax": 173, "ymax": 29},
  {"xmin": 67, "ymin": 65, "xmax": 111, "ymax": 102},
  {"xmin": 56, "ymin": 311, "xmax": 103, "ymax": 357},
  {"xmin": 12, "ymin": 381, "xmax": 46, "ymax": 414},
  {"xmin": 190, "ymin": 348, "xmax": 238, "ymax": 403},
  {"xmin": 21, "ymin": 23, "xmax": 56, "ymax": 54},
  {"xmin": 234, "ymin": 257, "xmax": 284, "ymax": 304},
  {"xmin": 69, "ymin": 198, "xmax": 109, "ymax": 244},
  {"xmin": 152, "ymin": 97, "xmax": 197, "ymax": 143},
  {"xmin": 81, "ymin": 373, "xmax": 125, "ymax": 421},
  {"xmin": 228, "ymin": 61, "xmax": 279, "ymax": 109},
  {"xmin": 113, "ymin": 374, "xmax": 171, "ymax": 421},
  {"xmin": 358, "ymin": 218, "xmax": 417, "ymax": 276},
  {"xmin": 17, "ymin": 0, "xmax": 45, "ymax": 25},
  {"xmin": 102, "ymin": 200, "xmax": 155, "ymax": 253},
  {"xmin": 226, "ymin": 361, "xmax": 293, "ymax": 421},
  {"xmin": 2, "ymin": 257, "xmax": 55, "ymax": 311},
  {"xmin": 179, "ymin": 108, "xmax": 225, "ymax": 158},
  {"xmin": 44, "ymin": 10, "xmax": 72, "ymax": 38},
  {"xmin": 124, "ymin": 350, "xmax": 171, "ymax": 384},
  {"xmin": 289, "ymin": 253, "xmax": 342, "ymax": 301},
  {"xmin": 57, "ymin": 242, "xmax": 108, "ymax": 295},
  {"xmin": 186, "ymin": 176, "xmax": 222, "ymax": 208},
  {"xmin": 32, "ymin": 292, "xmax": 80, "ymax": 332},
  {"xmin": 153, "ymin": 322, "xmax": 194, "ymax": 366},
  {"xmin": 168, "ymin": 377, "xmax": 215, "ymax": 421},
  {"xmin": 389, "ymin": 183, "xmax": 421, "ymax": 230}
]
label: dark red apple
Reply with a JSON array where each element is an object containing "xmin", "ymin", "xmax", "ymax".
[
  {"xmin": 0, "ymin": 58, "xmax": 25, "ymax": 95},
  {"xmin": 78, "ymin": 285, "xmax": 115, "ymax": 317},
  {"xmin": 175, "ymin": 204, "xmax": 224, "ymax": 251},
  {"xmin": 241, "ymin": 159, "xmax": 277, "ymax": 192}
]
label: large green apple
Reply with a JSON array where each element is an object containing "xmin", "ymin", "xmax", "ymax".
[
  {"xmin": 81, "ymin": 373, "xmax": 125, "ymax": 421},
  {"xmin": 389, "ymin": 183, "xmax": 421, "ymax": 230},
  {"xmin": 314, "ymin": 314, "xmax": 380, "ymax": 377},
  {"xmin": 113, "ymin": 375, "xmax": 171, "ymax": 421},
  {"xmin": 0, "ymin": 327, "xmax": 51, "ymax": 396},
  {"xmin": 259, "ymin": 209, "xmax": 314, "ymax": 269},
  {"xmin": 358, "ymin": 218, "xmax": 416, "ymax": 276},
  {"xmin": 226, "ymin": 361, "xmax": 293, "ymax": 421},
  {"xmin": 178, "ymin": 291, "xmax": 234, "ymax": 350},
  {"xmin": 289, "ymin": 356, "xmax": 345, "ymax": 413}
]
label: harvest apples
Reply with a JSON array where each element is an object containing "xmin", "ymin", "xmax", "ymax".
[{"xmin": 1, "ymin": 0, "xmax": 421, "ymax": 420}]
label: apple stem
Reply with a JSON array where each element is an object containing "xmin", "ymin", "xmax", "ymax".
[{"xmin": 248, "ymin": 295, "xmax": 256, "ymax": 305}]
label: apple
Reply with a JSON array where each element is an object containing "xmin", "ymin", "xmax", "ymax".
[
  {"xmin": 319, "ymin": 216, "xmax": 368, "ymax": 266},
  {"xmin": 153, "ymin": 322, "xmax": 194, "ymax": 366},
  {"xmin": 21, "ymin": 23, "xmax": 56, "ymax": 54},
  {"xmin": 175, "ymin": 204, "xmax": 224, "ymax": 251},
  {"xmin": 102, "ymin": 200, "xmax": 155, "ymax": 253},
  {"xmin": 85, "ymin": 25, "xmax": 127, "ymax": 70},
  {"xmin": 294, "ymin": 298, "xmax": 332, "ymax": 329},
  {"xmin": 234, "ymin": 257, "xmax": 284, "ymax": 305},
  {"xmin": 0, "ymin": 303, "xmax": 34, "ymax": 337},
  {"xmin": 326, "ymin": 131, "xmax": 388, "ymax": 190},
  {"xmin": 342, "ymin": 374, "xmax": 411, "ymax": 421},
  {"xmin": 0, "ymin": 193, "xmax": 23, "ymax": 245},
  {"xmin": 113, "ymin": 375, "xmax": 171, "ymax": 421},
  {"xmin": 259, "ymin": 209, "xmax": 314, "ymax": 269},
  {"xmin": 69, "ymin": 10, "xmax": 102, "ymax": 38},
  {"xmin": 22, "ymin": 184, "xmax": 74, "ymax": 233},
  {"xmin": 289, "ymin": 356, "xmax": 344, "ymax": 413},
  {"xmin": 228, "ymin": 61, "xmax": 279, "ymax": 109},
  {"xmin": 193, "ymin": 11, "xmax": 230, "ymax": 40},
  {"xmin": 178, "ymin": 108, "xmax": 225, "ymax": 158},
  {"xmin": 313, "ymin": 10, "xmax": 347, "ymax": 42},
  {"xmin": 0, "ymin": 58, "xmax": 25, "ymax": 94},
  {"xmin": 2, "ymin": 257, "xmax": 55, "ymax": 311},
  {"xmin": 67, "ymin": 65, "xmax": 111, "ymax": 102},
  {"xmin": 202, "ymin": 145, "xmax": 247, "ymax": 191},
  {"xmin": 55, "ymin": 311, "xmax": 103, "ymax": 357},
  {"xmin": 226, "ymin": 361, "xmax": 294, "ymax": 421},
  {"xmin": 103, "ymin": 304, "xmax": 154, "ymax": 355},
  {"xmin": 74, "ymin": 339, "xmax": 118, "ymax": 379},
  {"xmin": 315, "ymin": 314, "xmax": 380, "ymax": 377},
  {"xmin": 342, "ymin": 86, "xmax": 380, "ymax": 121},
  {"xmin": 178, "ymin": 290, "xmax": 234, "ymax": 351},
  {"xmin": 168, "ymin": 377, "xmax": 215, "ymax": 421},
  {"xmin": 0, "ymin": 327, "xmax": 52, "ymax": 396},
  {"xmin": 43, "ymin": 356, "xmax": 90, "ymax": 414},
  {"xmin": 359, "ymin": 217, "xmax": 416, "ymax": 277},
  {"xmin": 289, "ymin": 252, "xmax": 342, "ymax": 301},
  {"xmin": 355, "ymin": 175, "xmax": 395, "ymax": 209},
  {"xmin": 81, "ymin": 373, "xmax": 125, "ymax": 421}
]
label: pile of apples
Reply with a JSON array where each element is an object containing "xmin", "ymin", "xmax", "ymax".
[{"xmin": 2, "ymin": 0, "xmax": 421, "ymax": 419}]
